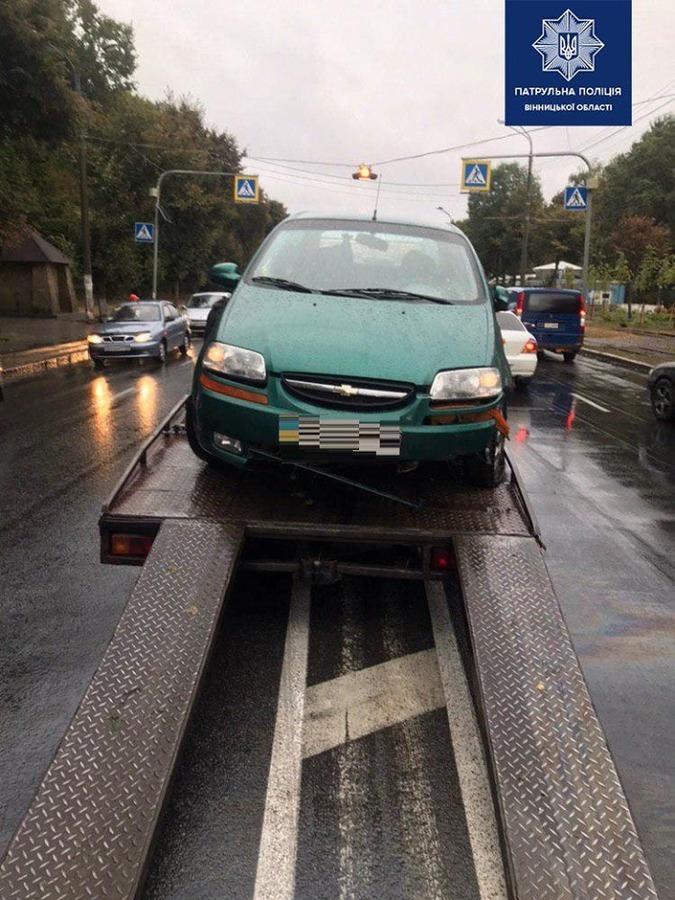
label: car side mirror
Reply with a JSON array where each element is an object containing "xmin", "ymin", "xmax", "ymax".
[{"xmin": 210, "ymin": 262, "xmax": 241, "ymax": 290}]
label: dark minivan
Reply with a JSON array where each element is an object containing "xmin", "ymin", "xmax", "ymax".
[{"xmin": 510, "ymin": 288, "xmax": 585, "ymax": 362}]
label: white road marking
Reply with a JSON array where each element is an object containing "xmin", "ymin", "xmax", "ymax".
[
  {"xmin": 253, "ymin": 578, "xmax": 310, "ymax": 900},
  {"xmin": 570, "ymin": 392, "xmax": 610, "ymax": 412},
  {"xmin": 426, "ymin": 583, "xmax": 509, "ymax": 900},
  {"xmin": 303, "ymin": 648, "xmax": 445, "ymax": 758}
]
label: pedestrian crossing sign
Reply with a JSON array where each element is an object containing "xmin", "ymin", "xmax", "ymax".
[
  {"xmin": 461, "ymin": 159, "xmax": 492, "ymax": 193},
  {"xmin": 234, "ymin": 175, "xmax": 259, "ymax": 203},
  {"xmin": 134, "ymin": 222, "xmax": 154, "ymax": 243},
  {"xmin": 564, "ymin": 186, "xmax": 588, "ymax": 210}
]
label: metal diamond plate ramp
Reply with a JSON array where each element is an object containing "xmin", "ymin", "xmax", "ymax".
[
  {"xmin": 455, "ymin": 535, "xmax": 658, "ymax": 900},
  {"xmin": 0, "ymin": 520, "xmax": 243, "ymax": 900}
]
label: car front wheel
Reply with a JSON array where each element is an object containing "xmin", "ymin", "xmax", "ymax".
[
  {"xmin": 463, "ymin": 429, "xmax": 506, "ymax": 488},
  {"xmin": 651, "ymin": 377, "xmax": 675, "ymax": 422},
  {"xmin": 156, "ymin": 340, "xmax": 167, "ymax": 365}
]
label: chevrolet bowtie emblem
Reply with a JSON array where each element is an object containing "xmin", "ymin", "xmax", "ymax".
[{"xmin": 338, "ymin": 383, "xmax": 359, "ymax": 397}]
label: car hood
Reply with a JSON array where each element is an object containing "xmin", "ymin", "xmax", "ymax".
[
  {"xmin": 216, "ymin": 285, "xmax": 495, "ymax": 385},
  {"xmin": 94, "ymin": 321, "xmax": 160, "ymax": 335},
  {"xmin": 187, "ymin": 308, "xmax": 210, "ymax": 320}
]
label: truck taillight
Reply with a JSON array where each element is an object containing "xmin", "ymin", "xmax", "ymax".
[
  {"xmin": 515, "ymin": 292, "xmax": 525, "ymax": 317},
  {"xmin": 579, "ymin": 296, "xmax": 586, "ymax": 329},
  {"xmin": 111, "ymin": 533, "xmax": 155, "ymax": 559},
  {"xmin": 523, "ymin": 339, "xmax": 537, "ymax": 353},
  {"xmin": 430, "ymin": 546, "xmax": 455, "ymax": 571}
]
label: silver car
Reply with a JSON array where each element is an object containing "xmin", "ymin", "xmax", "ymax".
[
  {"xmin": 183, "ymin": 292, "xmax": 231, "ymax": 335},
  {"xmin": 88, "ymin": 300, "xmax": 190, "ymax": 368}
]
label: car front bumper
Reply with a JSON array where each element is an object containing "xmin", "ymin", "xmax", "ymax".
[
  {"xmin": 89, "ymin": 341, "xmax": 162, "ymax": 360},
  {"xmin": 193, "ymin": 372, "xmax": 505, "ymax": 467}
]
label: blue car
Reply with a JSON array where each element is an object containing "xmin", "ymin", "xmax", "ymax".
[
  {"xmin": 88, "ymin": 300, "xmax": 190, "ymax": 368},
  {"xmin": 510, "ymin": 288, "xmax": 585, "ymax": 362}
]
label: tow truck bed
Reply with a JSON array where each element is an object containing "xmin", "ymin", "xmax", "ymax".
[{"xmin": 0, "ymin": 398, "xmax": 658, "ymax": 899}]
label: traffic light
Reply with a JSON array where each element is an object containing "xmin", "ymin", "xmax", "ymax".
[{"xmin": 352, "ymin": 164, "xmax": 378, "ymax": 181}]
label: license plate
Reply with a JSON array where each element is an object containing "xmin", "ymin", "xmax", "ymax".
[
  {"xmin": 279, "ymin": 416, "xmax": 401, "ymax": 457},
  {"xmin": 104, "ymin": 343, "xmax": 131, "ymax": 352},
  {"xmin": 544, "ymin": 322, "xmax": 559, "ymax": 329}
]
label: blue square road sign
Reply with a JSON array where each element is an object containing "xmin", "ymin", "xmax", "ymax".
[
  {"xmin": 564, "ymin": 186, "xmax": 588, "ymax": 210},
  {"xmin": 134, "ymin": 222, "xmax": 154, "ymax": 243}
]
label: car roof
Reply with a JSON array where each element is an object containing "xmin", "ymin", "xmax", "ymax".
[{"xmin": 285, "ymin": 210, "xmax": 466, "ymax": 236}]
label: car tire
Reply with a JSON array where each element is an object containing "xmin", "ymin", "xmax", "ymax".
[
  {"xmin": 463, "ymin": 429, "xmax": 506, "ymax": 488},
  {"xmin": 92, "ymin": 358, "xmax": 105, "ymax": 369},
  {"xmin": 515, "ymin": 377, "xmax": 531, "ymax": 390},
  {"xmin": 536, "ymin": 350, "xmax": 546, "ymax": 361},
  {"xmin": 651, "ymin": 377, "xmax": 675, "ymax": 422},
  {"xmin": 179, "ymin": 335, "xmax": 189, "ymax": 356},
  {"xmin": 563, "ymin": 351, "xmax": 578, "ymax": 363},
  {"xmin": 156, "ymin": 340, "xmax": 167, "ymax": 365},
  {"xmin": 185, "ymin": 396, "xmax": 223, "ymax": 465}
]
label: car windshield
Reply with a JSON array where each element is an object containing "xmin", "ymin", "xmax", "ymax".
[
  {"xmin": 109, "ymin": 303, "xmax": 160, "ymax": 322},
  {"xmin": 247, "ymin": 219, "xmax": 485, "ymax": 304},
  {"xmin": 188, "ymin": 294, "xmax": 220, "ymax": 308}
]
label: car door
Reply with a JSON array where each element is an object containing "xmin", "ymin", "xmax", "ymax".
[{"xmin": 162, "ymin": 304, "xmax": 181, "ymax": 349}]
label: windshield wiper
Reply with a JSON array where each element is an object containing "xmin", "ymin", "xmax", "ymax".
[
  {"xmin": 320, "ymin": 287, "xmax": 453, "ymax": 305},
  {"xmin": 251, "ymin": 276, "xmax": 315, "ymax": 293}
]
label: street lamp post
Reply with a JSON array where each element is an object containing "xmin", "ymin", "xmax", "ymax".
[
  {"xmin": 53, "ymin": 50, "xmax": 97, "ymax": 320},
  {"xmin": 484, "ymin": 150, "xmax": 594, "ymax": 299},
  {"xmin": 150, "ymin": 170, "xmax": 246, "ymax": 299},
  {"xmin": 436, "ymin": 206, "xmax": 453, "ymax": 223},
  {"xmin": 499, "ymin": 121, "xmax": 533, "ymax": 287}
]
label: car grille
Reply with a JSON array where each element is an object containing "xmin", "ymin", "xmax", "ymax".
[
  {"xmin": 102, "ymin": 335, "xmax": 135, "ymax": 343},
  {"xmin": 281, "ymin": 374, "xmax": 415, "ymax": 411}
]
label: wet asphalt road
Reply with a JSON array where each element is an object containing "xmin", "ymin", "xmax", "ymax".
[{"xmin": 0, "ymin": 349, "xmax": 673, "ymax": 899}]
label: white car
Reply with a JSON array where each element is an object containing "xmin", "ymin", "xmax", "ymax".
[
  {"xmin": 182, "ymin": 292, "xmax": 230, "ymax": 335},
  {"xmin": 497, "ymin": 311, "xmax": 538, "ymax": 388}
]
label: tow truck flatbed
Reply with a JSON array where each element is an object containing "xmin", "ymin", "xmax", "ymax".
[{"xmin": 0, "ymin": 397, "xmax": 658, "ymax": 899}]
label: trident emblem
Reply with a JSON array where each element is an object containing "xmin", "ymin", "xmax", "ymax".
[{"xmin": 559, "ymin": 33, "xmax": 578, "ymax": 60}]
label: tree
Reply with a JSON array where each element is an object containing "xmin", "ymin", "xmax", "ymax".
[
  {"xmin": 65, "ymin": 0, "xmax": 136, "ymax": 101},
  {"xmin": 634, "ymin": 247, "xmax": 666, "ymax": 301},
  {"xmin": 609, "ymin": 215, "xmax": 671, "ymax": 273},
  {"xmin": 594, "ymin": 116, "xmax": 675, "ymax": 238},
  {"xmin": 461, "ymin": 163, "xmax": 544, "ymax": 280}
]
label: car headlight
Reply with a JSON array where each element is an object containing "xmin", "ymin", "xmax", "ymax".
[
  {"xmin": 203, "ymin": 341, "xmax": 266, "ymax": 382},
  {"xmin": 88, "ymin": 334, "xmax": 103, "ymax": 344},
  {"xmin": 430, "ymin": 367, "xmax": 502, "ymax": 401},
  {"xmin": 134, "ymin": 332, "xmax": 153, "ymax": 343}
]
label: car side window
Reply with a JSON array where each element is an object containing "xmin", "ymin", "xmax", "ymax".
[
  {"xmin": 168, "ymin": 304, "xmax": 180, "ymax": 319},
  {"xmin": 163, "ymin": 304, "xmax": 174, "ymax": 320}
]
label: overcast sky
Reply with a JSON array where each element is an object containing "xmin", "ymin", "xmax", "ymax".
[{"xmin": 102, "ymin": 0, "xmax": 675, "ymax": 223}]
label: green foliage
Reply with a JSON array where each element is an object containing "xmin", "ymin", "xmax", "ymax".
[
  {"xmin": 460, "ymin": 117, "xmax": 674, "ymax": 286},
  {"xmin": 461, "ymin": 162, "xmax": 544, "ymax": 280},
  {"xmin": 0, "ymin": 0, "xmax": 287, "ymax": 302}
]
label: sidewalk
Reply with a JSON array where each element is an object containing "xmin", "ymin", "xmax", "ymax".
[{"xmin": 0, "ymin": 316, "xmax": 92, "ymax": 382}]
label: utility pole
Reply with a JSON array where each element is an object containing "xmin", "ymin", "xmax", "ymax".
[{"xmin": 72, "ymin": 69, "xmax": 96, "ymax": 320}]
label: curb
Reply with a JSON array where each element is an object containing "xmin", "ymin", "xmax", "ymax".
[
  {"xmin": 580, "ymin": 346, "xmax": 652, "ymax": 373},
  {"xmin": 0, "ymin": 341, "xmax": 89, "ymax": 383}
]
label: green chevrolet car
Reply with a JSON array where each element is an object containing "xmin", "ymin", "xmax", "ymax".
[{"xmin": 187, "ymin": 214, "xmax": 511, "ymax": 486}]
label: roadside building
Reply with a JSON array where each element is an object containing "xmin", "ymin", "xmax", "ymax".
[{"xmin": 0, "ymin": 229, "xmax": 78, "ymax": 317}]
